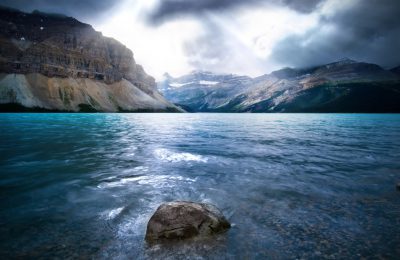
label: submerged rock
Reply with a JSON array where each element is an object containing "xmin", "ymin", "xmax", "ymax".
[
  {"xmin": 397, "ymin": 182, "xmax": 400, "ymax": 191},
  {"xmin": 145, "ymin": 201, "xmax": 230, "ymax": 243}
]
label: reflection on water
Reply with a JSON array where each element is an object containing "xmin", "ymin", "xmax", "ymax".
[{"xmin": 0, "ymin": 113, "xmax": 400, "ymax": 259}]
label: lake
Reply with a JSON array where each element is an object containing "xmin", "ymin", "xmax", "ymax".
[{"xmin": 0, "ymin": 113, "xmax": 399, "ymax": 259}]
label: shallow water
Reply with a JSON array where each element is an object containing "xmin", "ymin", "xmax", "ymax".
[{"xmin": 0, "ymin": 113, "xmax": 400, "ymax": 259}]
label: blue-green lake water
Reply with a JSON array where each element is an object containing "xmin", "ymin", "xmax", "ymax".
[{"xmin": 0, "ymin": 113, "xmax": 400, "ymax": 259}]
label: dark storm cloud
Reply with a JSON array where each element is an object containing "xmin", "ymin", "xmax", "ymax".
[
  {"xmin": 148, "ymin": 0, "xmax": 324, "ymax": 24},
  {"xmin": 183, "ymin": 20, "xmax": 266, "ymax": 75},
  {"xmin": 271, "ymin": 0, "xmax": 400, "ymax": 68},
  {"xmin": 183, "ymin": 22, "xmax": 233, "ymax": 70},
  {"xmin": 0, "ymin": 0, "xmax": 121, "ymax": 22}
]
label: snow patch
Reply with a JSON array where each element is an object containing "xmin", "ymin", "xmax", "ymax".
[
  {"xmin": 169, "ymin": 82, "xmax": 193, "ymax": 88},
  {"xmin": 199, "ymin": 80, "xmax": 219, "ymax": 85}
]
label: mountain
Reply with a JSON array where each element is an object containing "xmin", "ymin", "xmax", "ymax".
[
  {"xmin": 158, "ymin": 59, "xmax": 400, "ymax": 113},
  {"xmin": 390, "ymin": 66, "xmax": 400, "ymax": 76},
  {"xmin": 159, "ymin": 71, "xmax": 254, "ymax": 111},
  {"xmin": 0, "ymin": 7, "xmax": 181, "ymax": 112}
]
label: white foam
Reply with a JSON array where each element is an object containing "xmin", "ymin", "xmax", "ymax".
[
  {"xmin": 101, "ymin": 207, "xmax": 124, "ymax": 220},
  {"xmin": 97, "ymin": 174, "xmax": 196, "ymax": 189},
  {"xmin": 154, "ymin": 148, "xmax": 208, "ymax": 163}
]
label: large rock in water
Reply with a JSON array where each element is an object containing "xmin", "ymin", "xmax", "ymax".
[
  {"xmin": 145, "ymin": 201, "xmax": 231, "ymax": 243},
  {"xmin": 0, "ymin": 7, "xmax": 181, "ymax": 112}
]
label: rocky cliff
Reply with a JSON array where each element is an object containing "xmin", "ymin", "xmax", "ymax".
[
  {"xmin": 0, "ymin": 7, "xmax": 180, "ymax": 112},
  {"xmin": 159, "ymin": 59, "xmax": 400, "ymax": 113}
]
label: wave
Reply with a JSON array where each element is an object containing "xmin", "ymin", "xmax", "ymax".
[
  {"xmin": 154, "ymin": 148, "xmax": 208, "ymax": 163},
  {"xmin": 101, "ymin": 207, "xmax": 124, "ymax": 220},
  {"xmin": 97, "ymin": 174, "xmax": 196, "ymax": 189}
]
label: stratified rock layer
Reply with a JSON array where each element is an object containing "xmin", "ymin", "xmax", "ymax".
[
  {"xmin": 145, "ymin": 201, "xmax": 231, "ymax": 243},
  {"xmin": 0, "ymin": 7, "xmax": 180, "ymax": 112}
]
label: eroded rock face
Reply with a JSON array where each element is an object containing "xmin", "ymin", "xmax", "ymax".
[
  {"xmin": 0, "ymin": 7, "xmax": 180, "ymax": 112},
  {"xmin": 145, "ymin": 201, "xmax": 231, "ymax": 243}
]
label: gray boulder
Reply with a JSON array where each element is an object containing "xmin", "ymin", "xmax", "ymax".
[{"xmin": 145, "ymin": 201, "xmax": 230, "ymax": 243}]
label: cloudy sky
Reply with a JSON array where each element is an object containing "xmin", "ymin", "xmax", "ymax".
[{"xmin": 2, "ymin": 0, "xmax": 400, "ymax": 79}]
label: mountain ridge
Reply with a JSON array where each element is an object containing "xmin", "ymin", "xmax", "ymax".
[
  {"xmin": 0, "ymin": 7, "xmax": 181, "ymax": 112},
  {"xmin": 159, "ymin": 60, "xmax": 400, "ymax": 113}
]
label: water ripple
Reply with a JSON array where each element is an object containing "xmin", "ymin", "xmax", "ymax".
[{"xmin": 1, "ymin": 113, "xmax": 400, "ymax": 259}]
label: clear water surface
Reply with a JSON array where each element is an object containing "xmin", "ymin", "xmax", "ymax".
[{"xmin": 0, "ymin": 113, "xmax": 399, "ymax": 259}]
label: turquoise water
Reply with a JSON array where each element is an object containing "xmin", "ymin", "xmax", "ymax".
[{"xmin": 0, "ymin": 113, "xmax": 400, "ymax": 259}]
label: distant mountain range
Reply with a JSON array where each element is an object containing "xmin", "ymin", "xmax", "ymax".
[
  {"xmin": 1, "ymin": 7, "xmax": 398, "ymax": 113},
  {"xmin": 159, "ymin": 59, "xmax": 400, "ymax": 112},
  {"xmin": 0, "ymin": 7, "xmax": 180, "ymax": 112}
]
